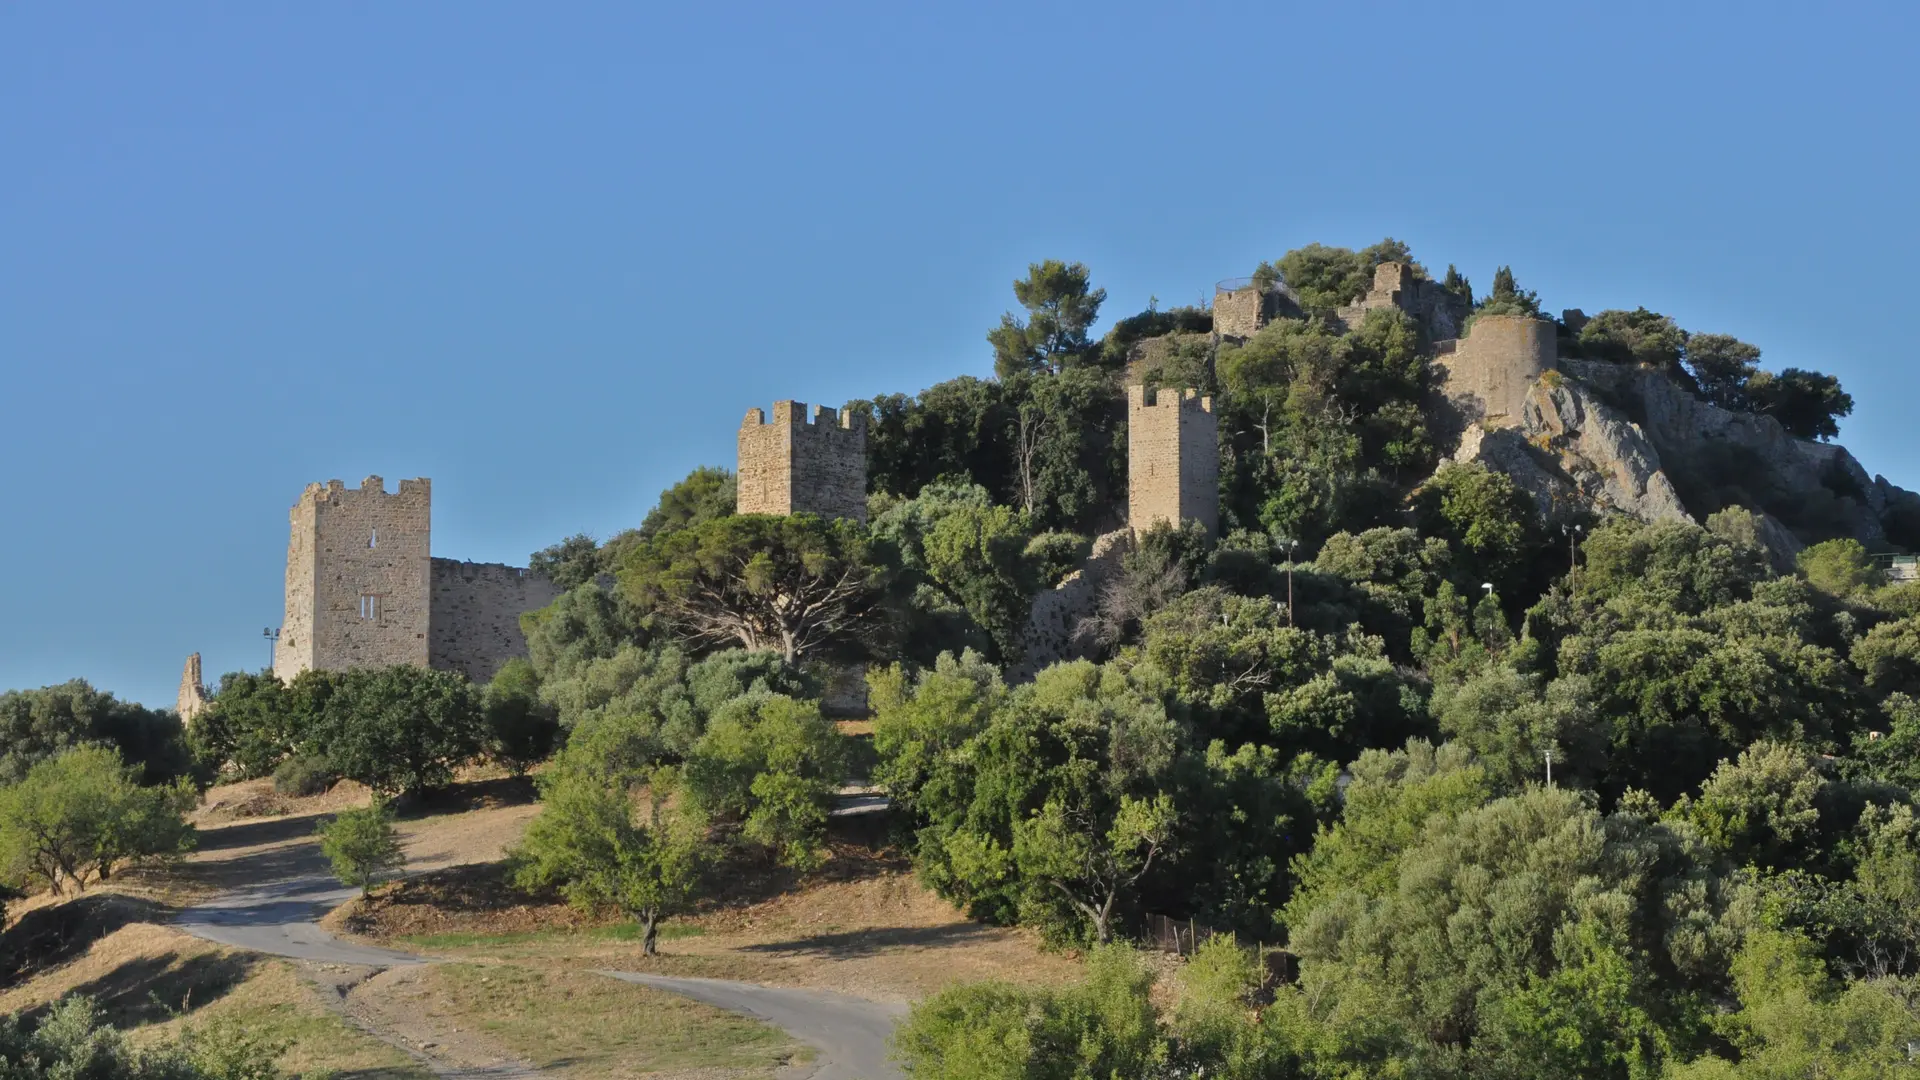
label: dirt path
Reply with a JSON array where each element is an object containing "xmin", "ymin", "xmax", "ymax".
[{"xmin": 305, "ymin": 964, "xmax": 542, "ymax": 1080}]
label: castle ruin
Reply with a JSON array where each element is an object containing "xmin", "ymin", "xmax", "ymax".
[
  {"xmin": 1213, "ymin": 261, "xmax": 1471, "ymax": 342},
  {"xmin": 272, "ymin": 476, "xmax": 558, "ymax": 686},
  {"xmin": 1433, "ymin": 314, "xmax": 1558, "ymax": 426},
  {"xmin": 176, "ymin": 653, "xmax": 208, "ymax": 723},
  {"xmin": 737, "ymin": 401, "xmax": 868, "ymax": 523},
  {"xmin": 1128, "ymin": 385, "xmax": 1219, "ymax": 536}
]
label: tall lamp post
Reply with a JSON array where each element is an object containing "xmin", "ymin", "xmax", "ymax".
[
  {"xmin": 262, "ymin": 627, "xmax": 280, "ymax": 672},
  {"xmin": 1562, "ymin": 523, "xmax": 1583, "ymax": 576},
  {"xmin": 1280, "ymin": 537, "xmax": 1300, "ymax": 624}
]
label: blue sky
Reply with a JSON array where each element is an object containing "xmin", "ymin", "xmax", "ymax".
[{"xmin": 4, "ymin": 2, "xmax": 1916, "ymax": 707}]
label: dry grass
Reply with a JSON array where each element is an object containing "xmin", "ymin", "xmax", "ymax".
[
  {"xmin": 337, "ymin": 832, "xmax": 1079, "ymax": 1002},
  {"xmin": 413, "ymin": 963, "xmax": 803, "ymax": 1079},
  {"xmin": 0, "ymin": 906, "xmax": 426, "ymax": 1080}
]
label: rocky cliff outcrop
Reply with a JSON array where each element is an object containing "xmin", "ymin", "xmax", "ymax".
[
  {"xmin": 1448, "ymin": 375, "xmax": 1691, "ymax": 525},
  {"xmin": 1444, "ymin": 360, "xmax": 1918, "ymax": 558}
]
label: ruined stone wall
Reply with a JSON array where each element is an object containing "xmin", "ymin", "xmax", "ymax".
[
  {"xmin": 1434, "ymin": 315, "xmax": 1556, "ymax": 426},
  {"xmin": 275, "ymin": 476, "xmax": 432, "ymax": 680},
  {"xmin": 428, "ymin": 559, "xmax": 561, "ymax": 684},
  {"xmin": 1127, "ymin": 385, "xmax": 1219, "ymax": 536},
  {"xmin": 176, "ymin": 653, "xmax": 209, "ymax": 723},
  {"xmin": 1011, "ymin": 527, "xmax": 1131, "ymax": 682},
  {"xmin": 737, "ymin": 401, "xmax": 868, "ymax": 523},
  {"xmin": 1334, "ymin": 262, "xmax": 1469, "ymax": 339},
  {"xmin": 1213, "ymin": 285, "xmax": 1266, "ymax": 339}
]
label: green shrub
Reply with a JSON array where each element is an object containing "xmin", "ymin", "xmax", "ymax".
[
  {"xmin": 271, "ymin": 753, "xmax": 336, "ymax": 797},
  {"xmin": 316, "ymin": 800, "xmax": 405, "ymax": 895}
]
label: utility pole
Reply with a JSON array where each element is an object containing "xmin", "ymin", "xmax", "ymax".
[
  {"xmin": 262, "ymin": 627, "xmax": 280, "ymax": 671},
  {"xmin": 1562, "ymin": 523, "xmax": 1583, "ymax": 576}
]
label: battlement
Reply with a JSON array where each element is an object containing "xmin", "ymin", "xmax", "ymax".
[
  {"xmin": 737, "ymin": 398, "xmax": 869, "ymax": 523},
  {"xmin": 741, "ymin": 400, "xmax": 868, "ymax": 434},
  {"xmin": 1127, "ymin": 384, "xmax": 1215, "ymax": 415},
  {"xmin": 1128, "ymin": 384, "xmax": 1219, "ymax": 536},
  {"xmin": 301, "ymin": 476, "xmax": 432, "ymax": 506}
]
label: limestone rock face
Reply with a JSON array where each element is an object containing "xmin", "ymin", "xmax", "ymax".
[
  {"xmin": 1446, "ymin": 374, "xmax": 1689, "ymax": 524},
  {"xmin": 1562, "ymin": 360, "xmax": 1912, "ymax": 547},
  {"xmin": 1445, "ymin": 359, "xmax": 1917, "ymax": 552}
]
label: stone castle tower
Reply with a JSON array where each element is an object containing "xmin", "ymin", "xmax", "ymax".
[
  {"xmin": 274, "ymin": 476, "xmax": 433, "ymax": 681},
  {"xmin": 737, "ymin": 401, "xmax": 869, "ymax": 523},
  {"xmin": 272, "ymin": 476, "xmax": 558, "ymax": 685},
  {"xmin": 1128, "ymin": 386, "xmax": 1219, "ymax": 536}
]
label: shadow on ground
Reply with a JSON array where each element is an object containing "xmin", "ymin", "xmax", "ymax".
[
  {"xmin": 0, "ymin": 894, "xmax": 175, "ymax": 987},
  {"xmin": 737, "ymin": 923, "xmax": 994, "ymax": 959},
  {"xmin": 17, "ymin": 949, "xmax": 261, "ymax": 1027}
]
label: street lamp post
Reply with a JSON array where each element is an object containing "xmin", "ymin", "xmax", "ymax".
[
  {"xmin": 1562, "ymin": 523, "xmax": 1583, "ymax": 576},
  {"xmin": 262, "ymin": 627, "xmax": 280, "ymax": 671},
  {"xmin": 1280, "ymin": 538, "xmax": 1300, "ymax": 625}
]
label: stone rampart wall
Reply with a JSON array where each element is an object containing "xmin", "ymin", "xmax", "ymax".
[{"xmin": 428, "ymin": 559, "xmax": 561, "ymax": 684}]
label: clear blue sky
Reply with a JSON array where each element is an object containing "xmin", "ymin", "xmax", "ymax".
[{"xmin": 4, "ymin": 3, "xmax": 1916, "ymax": 707}]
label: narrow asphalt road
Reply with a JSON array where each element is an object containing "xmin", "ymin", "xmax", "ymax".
[
  {"xmin": 174, "ymin": 840, "xmax": 905, "ymax": 1079},
  {"xmin": 603, "ymin": 973, "xmax": 907, "ymax": 1080}
]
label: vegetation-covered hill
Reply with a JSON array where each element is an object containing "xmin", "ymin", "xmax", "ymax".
[{"xmin": 12, "ymin": 239, "xmax": 1920, "ymax": 1078}]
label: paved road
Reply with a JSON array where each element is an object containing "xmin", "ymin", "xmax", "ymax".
[
  {"xmin": 603, "ymin": 973, "xmax": 906, "ymax": 1080},
  {"xmin": 176, "ymin": 841, "xmax": 905, "ymax": 1078},
  {"xmin": 175, "ymin": 866, "xmax": 425, "ymax": 967}
]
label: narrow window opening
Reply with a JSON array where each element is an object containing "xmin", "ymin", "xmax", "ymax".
[
  {"xmin": 360, "ymin": 594, "xmax": 381, "ymax": 621},
  {"xmin": 369, "ymin": 528, "xmax": 378, "ymax": 549}
]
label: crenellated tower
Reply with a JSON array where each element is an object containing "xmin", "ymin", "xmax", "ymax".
[
  {"xmin": 737, "ymin": 401, "xmax": 869, "ymax": 523},
  {"xmin": 1128, "ymin": 386, "xmax": 1219, "ymax": 536},
  {"xmin": 274, "ymin": 476, "xmax": 433, "ymax": 681}
]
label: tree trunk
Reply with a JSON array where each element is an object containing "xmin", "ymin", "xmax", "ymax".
[{"xmin": 641, "ymin": 912, "xmax": 659, "ymax": 956}]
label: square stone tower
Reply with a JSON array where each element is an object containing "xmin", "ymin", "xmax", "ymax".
[
  {"xmin": 1128, "ymin": 386, "xmax": 1219, "ymax": 536},
  {"xmin": 737, "ymin": 401, "xmax": 869, "ymax": 523},
  {"xmin": 274, "ymin": 476, "xmax": 432, "ymax": 681}
]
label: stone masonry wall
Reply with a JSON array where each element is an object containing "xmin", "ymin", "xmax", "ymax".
[
  {"xmin": 1128, "ymin": 385, "xmax": 1219, "ymax": 536},
  {"xmin": 429, "ymin": 559, "xmax": 561, "ymax": 684},
  {"xmin": 275, "ymin": 476, "xmax": 432, "ymax": 681},
  {"xmin": 737, "ymin": 401, "xmax": 869, "ymax": 523},
  {"xmin": 1433, "ymin": 315, "xmax": 1556, "ymax": 426},
  {"xmin": 1334, "ymin": 262, "xmax": 1470, "ymax": 340},
  {"xmin": 1213, "ymin": 285, "xmax": 1266, "ymax": 339}
]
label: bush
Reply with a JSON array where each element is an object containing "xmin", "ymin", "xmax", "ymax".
[
  {"xmin": 0, "ymin": 746, "xmax": 196, "ymax": 894},
  {"xmin": 271, "ymin": 753, "xmax": 336, "ymax": 797},
  {"xmin": 316, "ymin": 800, "xmax": 406, "ymax": 895}
]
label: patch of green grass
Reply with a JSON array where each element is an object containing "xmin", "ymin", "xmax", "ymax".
[
  {"xmin": 398, "ymin": 921, "xmax": 705, "ymax": 951},
  {"xmin": 422, "ymin": 963, "xmax": 804, "ymax": 1079}
]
